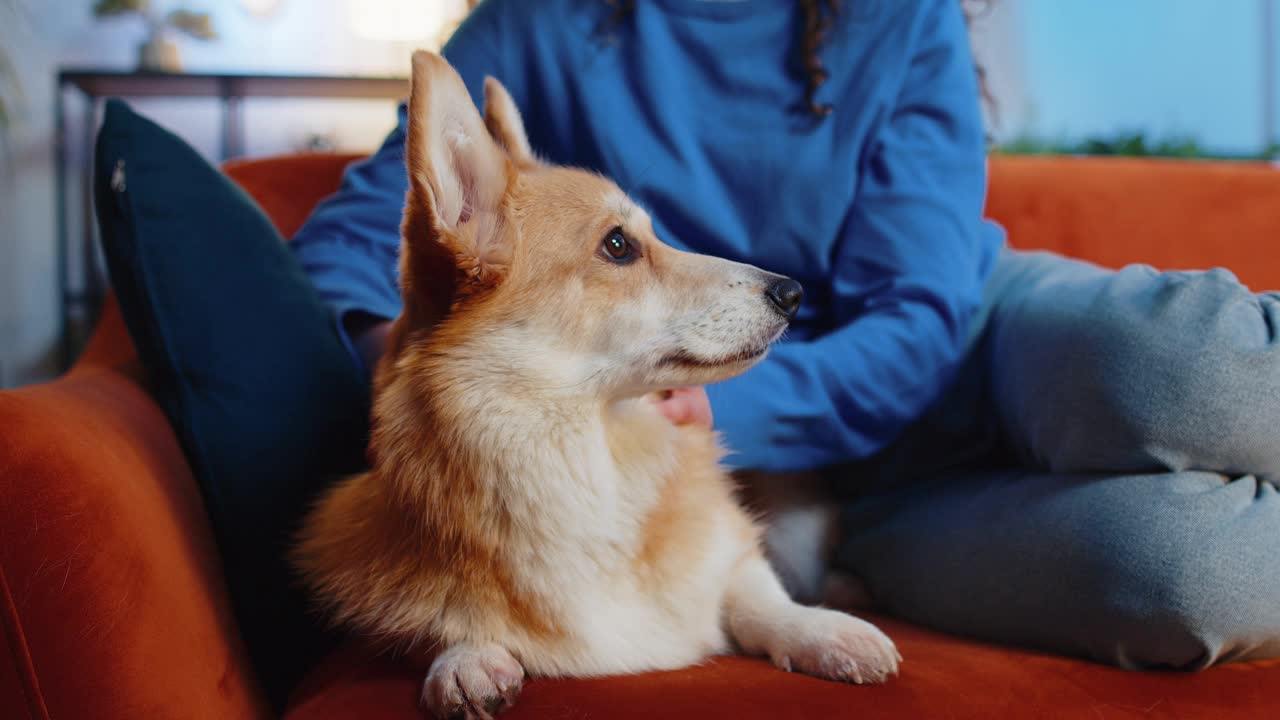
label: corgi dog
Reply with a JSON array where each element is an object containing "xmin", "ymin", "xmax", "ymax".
[{"xmin": 293, "ymin": 51, "xmax": 899, "ymax": 720}]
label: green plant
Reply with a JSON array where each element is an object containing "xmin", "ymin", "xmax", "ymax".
[
  {"xmin": 0, "ymin": 52, "xmax": 15, "ymax": 128},
  {"xmin": 93, "ymin": 0, "xmax": 217, "ymax": 41},
  {"xmin": 997, "ymin": 130, "xmax": 1275, "ymax": 162},
  {"xmin": 0, "ymin": 0, "xmax": 27, "ymax": 128}
]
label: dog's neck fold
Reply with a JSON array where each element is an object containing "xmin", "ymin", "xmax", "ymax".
[{"xmin": 374, "ymin": 339, "xmax": 683, "ymax": 546}]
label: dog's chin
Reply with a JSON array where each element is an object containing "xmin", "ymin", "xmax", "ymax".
[{"xmin": 657, "ymin": 343, "xmax": 772, "ymax": 382}]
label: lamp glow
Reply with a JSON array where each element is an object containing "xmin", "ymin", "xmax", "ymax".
[
  {"xmin": 241, "ymin": 0, "xmax": 283, "ymax": 17},
  {"xmin": 347, "ymin": 0, "xmax": 469, "ymax": 44}
]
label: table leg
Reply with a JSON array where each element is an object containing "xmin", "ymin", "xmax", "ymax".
[
  {"xmin": 54, "ymin": 81, "xmax": 71, "ymax": 370},
  {"xmin": 221, "ymin": 86, "xmax": 245, "ymax": 160},
  {"xmin": 79, "ymin": 96, "xmax": 102, "ymax": 351}
]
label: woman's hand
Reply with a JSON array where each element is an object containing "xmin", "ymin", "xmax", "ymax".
[{"xmin": 652, "ymin": 386, "xmax": 714, "ymax": 429}]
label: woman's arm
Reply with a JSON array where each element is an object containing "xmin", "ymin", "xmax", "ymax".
[{"xmin": 708, "ymin": 0, "xmax": 1001, "ymax": 472}]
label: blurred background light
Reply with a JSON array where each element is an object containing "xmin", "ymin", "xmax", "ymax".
[
  {"xmin": 347, "ymin": 0, "xmax": 468, "ymax": 44},
  {"xmin": 240, "ymin": 0, "xmax": 284, "ymax": 18}
]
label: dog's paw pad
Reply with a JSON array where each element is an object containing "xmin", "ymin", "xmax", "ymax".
[
  {"xmin": 769, "ymin": 607, "xmax": 900, "ymax": 685},
  {"xmin": 421, "ymin": 645, "xmax": 524, "ymax": 720}
]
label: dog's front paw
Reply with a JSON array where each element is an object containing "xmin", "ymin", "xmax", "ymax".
[
  {"xmin": 421, "ymin": 644, "xmax": 524, "ymax": 720},
  {"xmin": 767, "ymin": 606, "xmax": 900, "ymax": 684}
]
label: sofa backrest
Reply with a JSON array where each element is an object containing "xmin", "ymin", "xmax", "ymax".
[
  {"xmin": 987, "ymin": 155, "xmax": 1280, "ymax": 292},
  {"xmin": 225, "ymin": 152, "xmax": 1280, "ymax": 292},
  {"xmin": 224, "ymin": 153, "xmax": 366, "ymax": 241}
]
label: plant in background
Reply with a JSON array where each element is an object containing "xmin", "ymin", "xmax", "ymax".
[
  {"xmin": 0, "ymin": 0, "xmax": 26, "ymax": 129},
  {"xmin": 998, "ymin": 131, "xmax": 1277, "ymax": 162},
  {"xmin": 0, "ymin": 49, "xmax": 17, "ymax": 129},
  {"xmin": 92, "ymin": 0, "xmax": 217, "ymax": 73}
]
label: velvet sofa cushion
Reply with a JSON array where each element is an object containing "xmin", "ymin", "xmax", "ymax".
[
  {"xmin": 285, "ymin": 617, "xmax": 1280, "ymax": 719},
  {"xmin": 92, "ymin": 99, "xmax": 370, "ymax": 709},
  {"xmin": 0, "ymin": 359, "xmax": 272, "ymax": 720}
]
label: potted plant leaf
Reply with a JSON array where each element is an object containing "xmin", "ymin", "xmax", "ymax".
[
  {"xmin": 0, "ymin": 0, "xmax": 23, "ymax": 129},
  {"xmin": 92, "ymin": 0, "xmax": 217, "ymax": 73}
]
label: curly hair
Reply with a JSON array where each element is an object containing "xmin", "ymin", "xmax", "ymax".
[
  {"xmin": 797, "ymin": 0, "xmax": 840, "ymax": 116},
  {"xmin": 600, "ymin": 0, "xmax": 994, "ymax": 119}
]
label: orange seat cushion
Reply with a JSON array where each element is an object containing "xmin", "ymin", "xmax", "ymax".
[{"xmin": 285, "ymin": 616, "xmax": 1278, "ymax": 719}]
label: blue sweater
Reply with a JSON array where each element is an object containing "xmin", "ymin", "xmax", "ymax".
[{"xmin": 291, "ymin": 0, "xmax": 1003, "ymax": 472}]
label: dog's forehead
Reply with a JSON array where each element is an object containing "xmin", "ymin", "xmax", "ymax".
[
  {"xmin": 602, "ymin": 189, "xmax": 648, "ymax": 225},
  {"xmin": 518, "ymin": 167, "xmax": 649, "ymax": 225}
]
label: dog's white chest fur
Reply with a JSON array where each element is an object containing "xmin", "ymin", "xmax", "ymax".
[
  {"xmin": 519, "ymin": 534, "xmax": 735, "ymax": 676},
  {"xmin": 485, "ymin": 401, "xmax": 745, "ymax": 676}
]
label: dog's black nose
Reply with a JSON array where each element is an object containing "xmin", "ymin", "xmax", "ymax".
[{"xmin": 765, "ymin": 277, "xmax": 803, "ymax": 319}]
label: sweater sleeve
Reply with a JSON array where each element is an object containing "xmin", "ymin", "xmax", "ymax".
[
  {"xmin": 706, "ymin": 0, "xmax": 999, "ymax": 472},
  {"xmin": 289, "ymin": 2, "xmax": 517, "ymax": 371}
]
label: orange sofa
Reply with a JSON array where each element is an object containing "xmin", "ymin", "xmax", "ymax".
[{"xmin": 3, "ymin": 154, "xmax": 1279, "ymax": 720}]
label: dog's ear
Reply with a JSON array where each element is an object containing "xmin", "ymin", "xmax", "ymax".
[
  {"xmin": 483, "ymin": 76, "xmax": 536, "ymax": 168},
  {"xmin": 406, "ymin": 50, "xmax": 508, "ymax": 234},
  {"xmin": 401, "ymin": 51, "xmax": 513, "ymax": 318}
]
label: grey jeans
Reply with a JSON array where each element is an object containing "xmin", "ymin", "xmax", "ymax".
[{"xmin": 836, "ymin": 248, "xmax": 1280, "ymax": 670}]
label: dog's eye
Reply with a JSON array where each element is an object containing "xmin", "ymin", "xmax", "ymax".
[{"xmin": 602, "ymin": 229, "xmax": 636, "ymax": 264}]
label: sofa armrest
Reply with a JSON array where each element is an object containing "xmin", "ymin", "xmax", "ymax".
[{"xmin": 0, "ymin": 362, "xmax": 269, "ymax": 719}]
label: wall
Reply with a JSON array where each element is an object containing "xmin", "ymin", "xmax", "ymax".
[
  {"xmin": 1006, "ymin": 0, "xmax": 1271, "ymax": 154},
  {"xmin": 1, "ymin": 0, "xmax": 451, "ymax": 387},
  {"xmin": 966, "ymin": 0, "xmax": 1028, "ymax": 142}
]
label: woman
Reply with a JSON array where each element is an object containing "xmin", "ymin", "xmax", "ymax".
[{"xmin": 293, "ymin": 0, "xmax": 1280, "ymax": 669}]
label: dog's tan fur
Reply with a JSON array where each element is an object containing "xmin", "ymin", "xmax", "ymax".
[{"xmin": 293, "ymin": 52, "xmax": 898, "ymax": 719}]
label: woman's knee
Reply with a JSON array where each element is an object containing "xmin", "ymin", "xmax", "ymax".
[
  {"xmin": 841, "ymin": 470, "xmax": 1280, "ymax": 670},
  {"xmin": 1083, "ymin": 558, "xmax": 1279, "ymax": 671},
  {"xmin": 1074, "ymin": 474, "xmax": 1280, "ymax": 669},
  {"xmin": 998, "ymin": 265, "xmax": 1280, "ymax": 475}
]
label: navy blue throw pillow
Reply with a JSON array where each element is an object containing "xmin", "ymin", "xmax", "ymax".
[{"xmin": 93, "ymin": 99, "xmax": 371, "ymax": 710}]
